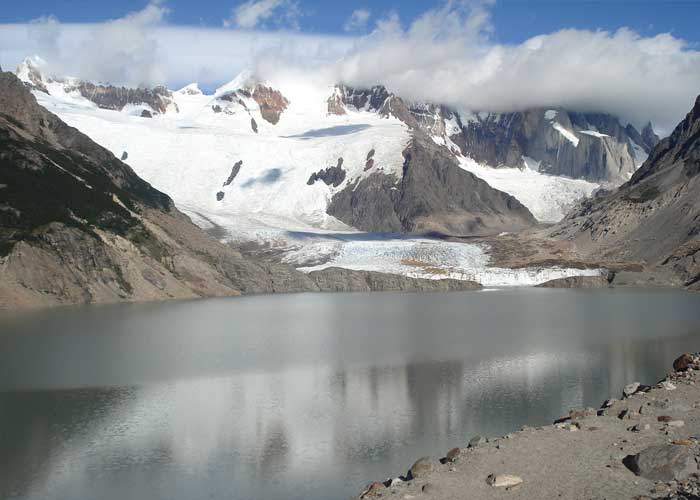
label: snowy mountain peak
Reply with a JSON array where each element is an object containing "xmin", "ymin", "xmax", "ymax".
[
  {"xmin": 214, "ymin": 69, "xmax": 256, "ymax": 98},
  {"xmin": 177, "ymin": 83, "xmax": 203, "ymax": 96},
  {"xmin": 15, "ymin": 55, "xmax": 51, "ymax": 92}
]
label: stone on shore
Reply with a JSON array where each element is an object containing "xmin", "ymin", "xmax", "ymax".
[
  {"xmin": 360, "ymin": 481, "xmax": 385, "ymax": 498},
  {"xmin": 624, "ymin": 382, "xmax": 641, "ymax": 398},
  {"xmin": 486, "ymin": 474, "xmax": 524, "ymax": 488},
  {"xmin": 468, "ymin": 435, "xmax": 486, "ymax": 448},
  {"xmin": 409, "ymin": 457, "xmax": 435, "ymax": 479},
  {"xmin": 445, "ymin": 447, "xmax": 461, "ymax": 462},
  {"xmin": 623, "ymin": 445, "xmax": 696, "ymax": 481},
  {"xmin": 674, "ymin": 353, "xmax": 695, "ymax": 372}
]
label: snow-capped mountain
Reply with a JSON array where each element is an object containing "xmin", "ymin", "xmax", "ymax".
[{"xmin": 14, "ymin": 56, "xmax": 655, "ymax": 285}]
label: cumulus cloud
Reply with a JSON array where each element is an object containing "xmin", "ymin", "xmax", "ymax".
[
  {"xmin": 223, "ymin": 0, "xmax": 300, "ymax": 30},
  {"xmin": 319, "ymin": 0, "xmax": 700, "ymax": 132},
  {"xmin": 343, "ymin": 9, "xmax": 371, "ymax": 32}
]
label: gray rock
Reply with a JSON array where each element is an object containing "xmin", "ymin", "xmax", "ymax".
[
  {"xmin": 408, "ymin": 457, "xmax": 435, "ymax": 479},
  {"xmin": 624, "ymin": 445, "xmax": 696, "ymax": 481},
  {"xmin": 308, "ymin": 267, "xmax": 481, "ymax": 293},
  {"xmin": 623, "ymin": 382, "xmax": 641, "ymax": 398},
  {"xmin": 468, "ymin": 435, "xmax": 487, "ymax": 448}
]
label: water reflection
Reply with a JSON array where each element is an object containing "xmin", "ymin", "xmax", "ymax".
[{"xmin": 0, "ymin": 289, "xmax": 699, "ymax": 500}]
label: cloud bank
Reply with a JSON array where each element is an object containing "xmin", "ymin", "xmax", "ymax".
[
  {"xmin": 1, "ymin": 0, "xmax": 699, "ymax": 131},
  {"xmin": 323, "ymin": 0, "xmax": 700, "ymax": 131}
]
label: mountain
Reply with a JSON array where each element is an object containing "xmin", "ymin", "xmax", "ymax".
[
  {"xmin": 549, "ymin": 94, "xmax": 700, "ymax": 289},
  {"xmin": 329, "ymin": 84, "xmax": 657, "ymax": 185},
  {"xmin": 0, "ymin": 69, "xmax": 485, "ymax": 308},
  {"xmin": 15, "ymin": 58, "xmax": 540, "ymax": 239}
]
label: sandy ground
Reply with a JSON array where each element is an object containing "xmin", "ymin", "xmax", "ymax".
[{"xmin": 357, "ymin": 355, "xmax": 700, "ymax": 500}]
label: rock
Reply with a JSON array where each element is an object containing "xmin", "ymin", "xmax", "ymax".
[
  {"xmin": 445, "ymin": 447, "xmax": 461, "ymax": 462},
  {"xmin": 658, "ymin": 415, "xmax": 673, "ymax": 423},
  {"xmin": 468, "ymin": 435, "xmax": 486, "ymax": 448},
  {"xmin": 360, "ymin": 481, "xmax": 385, "ymax": 498},
  {"xmin": 140, "ymin": 109, "xmax": 152, "ymax": 118},
  {"xmin": 408, "ymin": 457, "xmax": 434, "ymax": 479},
  {"xmin": 250, "ymin": 117, "xmax": 258, "ymax": 133},
  {"xmin": 216, "ymin": 191, "xmax": 225, "ymax": 201},
  {"xmin": 486, "ymin": 474, "xmax": 523, "ymax": 488},
  {"xmin": 623, "ymin": 445, "xmax": 696, "ymax": 481},
  {"xmin": 601, "ymin": 398, "xmax": 617, "ymax": 408},
  {"xmin": 629, "ymin": 423, "xmax": 651, "ymax": 432},
  {"xmin": 120, "ymin": 151, "xmax": 128, "ymax": 161},
  {"xmin": 251, "ymin": 84, "xmax": 289, "ymax": 124},
  {"xmin": 421, "ymin": 483, "xmax": 435, "ymax": 494},
  {"xmin": 624, "ymin": 382, "xmax": 641, "ymax": 398},
  {"xmin": 674, "ymin": 353, "xmax": 694, "ymax": 372},
  {"xmin": 569, "ymin": 407, "xmax": 597, "ymax": 419}
]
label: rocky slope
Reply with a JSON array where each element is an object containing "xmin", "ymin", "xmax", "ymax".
[
  {"xmin": 328, "ymin": 134, "xmax": 536, "ymax": 235},
  {"xmin": 0, "ymin": 71, "xmax": 481, "ymax": 309},
  {"xmin": 549, "ymin": 94, "xmax": 700, "ymax": 290}
]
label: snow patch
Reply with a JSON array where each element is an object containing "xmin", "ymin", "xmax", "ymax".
[
  {"xmin": 579, "ymin": 130, "xmax": 610, "ymax": 138},
  {"xmin": 458, "ymin": 157, "xmax": 598, "ymax": 223},
  {"xmin": 544, "ymin": 109, "xmax": 558, "ymax": 120},
  {"xmin": 552, "ymin": 122, "xmax": 580, "ymax": 147}
]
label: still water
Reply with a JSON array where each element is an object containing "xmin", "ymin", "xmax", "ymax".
[{"xmin": 1, "ymin": 289, "xmax": 700, "ymax": 500}]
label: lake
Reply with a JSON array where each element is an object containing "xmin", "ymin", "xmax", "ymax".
[{"xmin": 1, "ymin": 289, "xmax": 700, "ymax": 500}]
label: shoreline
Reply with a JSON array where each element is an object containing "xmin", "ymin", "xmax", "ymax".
[{"xmin": 357, "ymin": 352, "xmax": 700, "ymax": 500}]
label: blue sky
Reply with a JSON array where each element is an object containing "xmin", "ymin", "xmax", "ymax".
[{"xmin": 2, "ymin": 0, "xmax": 699, "ymax": 45}]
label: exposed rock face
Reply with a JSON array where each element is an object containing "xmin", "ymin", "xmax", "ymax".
[
  {"xmin": 456, "ymin": 109, "xmax": 649, "ymax": 183},
  {"xmin": 328, "ymin": 135, "xmax": 536, "ymax": 235},
  {"xmin": 251, "ymin": 84, "xmax": 289, "ymax": 124},
  {"xmin": 307, "ymin": 267, "xmax": 481, "ymax": 292},
  {"xmin": 535, "ymin": 275, "xmax": 612, "ymax": 288},
  {"xmin": 223, "ymin": 160, "xmax": 243, "ymax": 187},
  {"xmin": 76, "ymin": 81, "xmax": 174, "ymax": 114},
  {"xmin": 307, "ymin": 158, "xmax": 346, "ymax": 187},
  {"xmin": 549, "ymin": 95, "xmax": 700, "ymax": 288},
  {"xmin": 331, "ymin": 84, "xmax": 653, "ymax": 185}
]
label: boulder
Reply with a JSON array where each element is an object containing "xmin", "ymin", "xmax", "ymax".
[
  {"xmin": 408, "ymin": 457, "xmax": 435, "ymax": 479},
  {"xmin": 623, "ymin": 445, "xmax": 696, "ymax": 481},
  {"xmin": 674, "ymin": 353, "xmax": 694, "ymax": 372},
  {"xmin": 468, "ymin": 435, "xmax": 486, "ymax": 448},
  {"xmin": 623, "ymin": 382, "xmax": 641, "ymax": 398},
  {"xmin": 360, "ymin": 481, "xmax": 385, "ymax": 498},
  {"xmin": 445, "ymin": 447, "xmax": 461, "ymax": 462}
]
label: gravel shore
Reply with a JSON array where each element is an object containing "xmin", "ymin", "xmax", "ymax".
[{"xmin": 357, "ymin": 353, "xmax": 700, "ymax": 500}]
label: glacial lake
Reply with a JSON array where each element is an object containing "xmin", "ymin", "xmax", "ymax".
[{"xmin": 1, "ymin": 289, "xmax": 700, "ymax": 500}]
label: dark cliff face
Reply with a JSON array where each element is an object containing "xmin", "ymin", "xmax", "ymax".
[
  {"xmin": 551, "ymin": 95, "xmax": 700, "ymax": 288},
  {"xmin": 76, "ymin": 82, "xmax": 175, "ymax": 114},
  {"xmin": 328, "ymin": 135, "xmax": 536, "ymax": 236}
]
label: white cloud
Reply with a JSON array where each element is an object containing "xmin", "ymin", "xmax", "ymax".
[
  {"xmin": 318, "ymin": 0, "xmax": 700, "ymax": 132},
  {"xmin": 223, "ymin": 0, "xmax": 300, "ymax": 30},
  {"xmin": 1, "ymin": 0, "xmax": 699, "ymax": 131},
  {"xmin": 343, "ymin": 9, "xmax": 371, "ymax": 32}
]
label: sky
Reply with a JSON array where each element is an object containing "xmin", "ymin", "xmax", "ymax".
[{"xmin": 1, "ymin": 0, "xmax": 700, "ymax": 131}]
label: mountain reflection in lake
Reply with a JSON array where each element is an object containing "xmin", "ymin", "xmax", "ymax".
[{"xmin": 1, "ymin": 289, "xmax": 700, "ymax": 500}]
